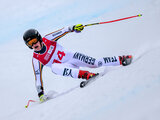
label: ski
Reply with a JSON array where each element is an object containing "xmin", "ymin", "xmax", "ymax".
[
  {"xmin": 80, "ymin": 68, "xmax": 108, "ymax": 88},
  {"xmin": 80, "ymin": 73, "xmax": 100, "ymax": 88}
]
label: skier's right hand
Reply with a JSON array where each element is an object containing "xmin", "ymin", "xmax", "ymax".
[
  {"xmin": 39, "ymin": 94, "xmax": 48, "ymax": 102},
  {"xmin": 73, "ymin": 24, "xmax": 84, "ymax": 33}
]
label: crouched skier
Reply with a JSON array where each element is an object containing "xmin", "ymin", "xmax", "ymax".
[{"xmin": 23, "ymin": 24, "xmax": 132, "ymax": 102}]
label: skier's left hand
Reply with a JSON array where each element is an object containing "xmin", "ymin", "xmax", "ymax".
[
  {"xmin": 73, "ymin": 24, "xmax": 84, "ymax": 33},
  {"xmin": 39, "ymin": 94, "xmax": 48, "ymax": 102}
]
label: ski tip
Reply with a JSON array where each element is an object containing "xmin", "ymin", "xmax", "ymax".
[{"xmin": 80, "ymin": 81, "xmax": 86, "ymax": 88}]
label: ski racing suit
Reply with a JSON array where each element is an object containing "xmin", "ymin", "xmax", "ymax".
[{"xmin": 32, "ymin": 26, "xmax": 121, "ymax": 97}]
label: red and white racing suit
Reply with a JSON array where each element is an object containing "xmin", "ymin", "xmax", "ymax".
[{"xmin": 32, "ymin": 27, "xmax": 121, "ymax": 97}]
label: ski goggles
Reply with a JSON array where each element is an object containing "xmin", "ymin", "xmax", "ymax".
[{"xmin": 27, "ymin": 38, "xmax": 38, "ymax": 47}]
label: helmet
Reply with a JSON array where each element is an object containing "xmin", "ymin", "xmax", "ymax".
[{"xmin": 23, "ymin": 29, "xmax": 42, "ymax": 49}]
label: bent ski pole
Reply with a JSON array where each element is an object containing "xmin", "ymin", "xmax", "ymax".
[
  {"xmin": 25, "ymin": 100, "xmax": 37, "ymax": 108},
  {"xmin": 84, "ymin": 14, "xmax": 142, "ymax": 27}
]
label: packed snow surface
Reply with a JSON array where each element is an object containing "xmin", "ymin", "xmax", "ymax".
[{"xmin": 0, "ymin": 0, "xmax": 160, "ymax": 120}]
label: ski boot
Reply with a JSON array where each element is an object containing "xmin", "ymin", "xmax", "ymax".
[
  {"xmin": 78, "ymin": 70, "xmax": 97, "ymax": 80},
  {"xmin": 119, "ymin": 55, "xmax": 133, "ymax": 66}
]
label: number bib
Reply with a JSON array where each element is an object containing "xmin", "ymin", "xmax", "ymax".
[
  {"xmin": 33, "ymin": 38, "xmax": 57, "ymax": 65},
  {"xmin": 52, "ymin": 51, "xmax": 66, "ymax": 64}
]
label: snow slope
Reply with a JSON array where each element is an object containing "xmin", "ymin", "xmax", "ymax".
[{"xmin": 0, "ymin": 0, "xmax": 160, "ymax": 120}]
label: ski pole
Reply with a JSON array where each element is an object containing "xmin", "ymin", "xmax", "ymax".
[
  {"xmin": 84, "ymin": 14, "xmax": 142, "ymax": 27},
  {"xmin": 25, "ymin": 100, "xmax": 37, "ymax": 108}
]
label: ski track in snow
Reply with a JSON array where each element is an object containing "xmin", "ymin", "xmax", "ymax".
[{"xmin": 133, "ymin": 40, "xmax": 160, "ymax": 63}]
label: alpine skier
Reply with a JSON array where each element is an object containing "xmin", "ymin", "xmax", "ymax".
[{"xmin": 23, "ymin": 24, "xmax": 132, "ymax": 102}]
